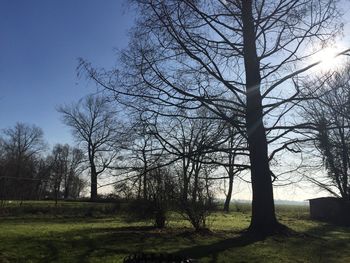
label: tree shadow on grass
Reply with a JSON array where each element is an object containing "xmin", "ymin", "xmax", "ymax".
[
  {"xmin": 7, "ymin": 226, "xmax": 183, "ymax": 262},
  {"xmin": 43, "ymin": 225, "xmax": 161, "ymax": 262},
  {"xmin": 1, "ymin": 225, "xmax": 159, "ymax": 263},
  {"xmin": 67, "ymin": 222, "xmax": 349, "ymax": 263},
  {"xmin": 3, "ymin": 223, "xmax": 264, "ymax": 263},
  {"xmin": 271, "ymin": 223, "xmax": 350, "ymax": 263},
  {"xmin": 174, "ymin": 233, "xmax": 264, "ymax": 262},
  {"xmin": 71, "ymin": 227, "xmax": 264, "ymax": 263},
  {"xmin": 304, "ymin": 222, "xmax": 350, "ymax": 238}
]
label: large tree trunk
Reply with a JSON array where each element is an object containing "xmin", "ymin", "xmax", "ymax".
[
  {"xmin": 90, "ymin": 163, "xmax": 98, "ymax": 201},
  {"xmin": 241, "ymin": 0, "xmax": 281, "ymax": 235}
]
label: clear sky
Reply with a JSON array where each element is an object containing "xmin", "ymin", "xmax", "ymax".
[{"xmin": 0, "ymin": 0, "xmax": 134, "ymax": 146}]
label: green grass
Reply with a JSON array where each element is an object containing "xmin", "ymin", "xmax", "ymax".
[{"xmin": 0, "ymin": 202, "xmax": 349, "ymax": 262}]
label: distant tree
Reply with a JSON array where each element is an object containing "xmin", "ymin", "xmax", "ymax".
[
  {"xmin": 46, "ymin": 144, "xmax": 85, "ymax": 201},
  {"xmin": 302, "ymin": 65, "xmax": 350, "ymax": 201},
  {"xmin": 128, "ymin": 115, "xmax": 162, "ymax": 200},
  {"xmin": 222, "ymin": 125, "xmax": 247, "ymax": 212},
  {"xmin": 0, "ymin": 123, "xmax": 45, "ymax": 200},
  {"xmin": 147, "ymin": 111, "xmax": 223, "ymax": 231},
  {"xmin": 146, "ymin": 165, "xmax": 177, "ymax": 228},
  {"xmin": 48, "ymin": 145, "xmax": 66, "ymax": 204},
  {"xmin": 58, "ymin": 95, "xmax": 120, "ymax": 201},
  {"xmin": 72, "ymin": 176, "xmax": 87, "ymax": 199},
  {"xmin": 148, "ymin": 111, "xmax": 223, "ymax": 203},
  {"xmin": 65, "ymin": 147, "xmax": 85, "ymax": 199},
  {"xmin": 2, "ymin": 123, "xmax": 45, "ymax": 160},
  {"xmin": 34, "ymin": 158, "xmax": 52, "ymax": 200}
]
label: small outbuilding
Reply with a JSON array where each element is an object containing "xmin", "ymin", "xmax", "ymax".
[{"xmin": 309, "ymin": 197, "xmax": 350, "ymax": 226}]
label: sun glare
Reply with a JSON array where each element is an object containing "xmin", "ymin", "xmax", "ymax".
[{"xmin": 313, "ymin": 47, "xmax": 345, "ymax": 72}]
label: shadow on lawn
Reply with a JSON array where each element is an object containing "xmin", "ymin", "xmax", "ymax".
[
  {"xmin": 7, "ymin": 220, "xmax": 349, "ymax": 263},
  {"xmin": 305, "ymin": 222, "xmax": 350, "ymax": 237},
  {"xmin": 3, "ymin": 223, "xmax": 263, "ymax": 263},
  {"xmin": 42, "ymin": 225, "xmax": 160, "ymax": 262},
  {"xmin": 56, "ymin": 226, "xmax": 262, "ymax": 262},
  {"xmin": 175, "ymin": 233, "xmax": 264, "ymax": 262},
  {"xmin": 293, "ymin": 223, "xmax": 350, "ymax": 263},
  {"xmin": 2, "ymin": 225, "xmax": 157, "ymax": 262},
  {"xmin": 174, "ymin": 222, "xmax": 350, "ymax": 262}
]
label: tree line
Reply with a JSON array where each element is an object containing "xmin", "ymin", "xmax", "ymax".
[{"xmin": 0, "ymin": 123, "xmax": 86, "ymax": 203}]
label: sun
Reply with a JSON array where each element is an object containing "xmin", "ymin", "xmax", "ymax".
[{"xmin": 312, "ymin": 46, "xmax": 346, "ymax": 73}]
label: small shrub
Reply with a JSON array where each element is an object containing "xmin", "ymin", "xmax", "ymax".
[
  {"xmin": 124, "ymin": 199, "xmax": 155, "ymax": 221},
  {"xmin": 123, "ymin": 199, "xmax": 168, "ymax": 228},
  {"xmin": 180, "ymin": 198, "xmax": 216, "ymax": 232}
]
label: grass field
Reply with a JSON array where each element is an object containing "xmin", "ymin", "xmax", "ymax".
[{"xmin": 0, "ymin": 201, "xmax": 349, "ymax": 262}]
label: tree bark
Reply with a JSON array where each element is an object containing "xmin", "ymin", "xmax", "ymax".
[
  {"xmin": 241, "ymin": 0, "xmax": 280, "ymax": 235},
  {"xmin": 90, "ymin": 163, "xmax": 98, "ymax": 201}
]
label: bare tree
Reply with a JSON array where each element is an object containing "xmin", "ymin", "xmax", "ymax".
[
  {"xmin": 222, "ymin": 125, "xmax": 246, "ymax": 212},
  {"xmin": 302, "ymin": 64, "xmax": 350, "ymax": 200},
  {"xmin": 48, "ymin": 145, "xmax": 67, "ymax": 205},
  {"xmin": 147, "ymin": 165, "xmax": 177, "ymax": 228},
  {"xmin": 81, "ymin": 0, "xmax": 344, "ymax": 234},
  {"xmin": 147, "ymin": 111, "xmax": 223, "ymax": 202},
  {"xmin": 46, "ymin": 144, "xmax": 85, "ymax": 201},
  {"xmin": 0, "ymin": 123, "xmax": 45, "ymax": 201},
  {"xmin": 58, "ymin": 95, "xmax": 120, "ymax": 201},
  {"xmin": 128, "ymin": 116, "xmax": 163, "ymax": 200},
  {"xmin": 2, "ymin": 123, "xmax": 45, "ymax": 160},
  {"xmin": 65, "ymin": 147, "xmax": 85, "ymax": 199}
]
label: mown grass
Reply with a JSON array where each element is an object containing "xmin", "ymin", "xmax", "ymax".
[{"xmin": 0, "ymin": 201, "xmax": 349, "ymax": 262}]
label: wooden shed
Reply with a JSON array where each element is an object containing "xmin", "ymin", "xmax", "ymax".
[{"xmin": 309, "ymin": 197, "xmax": 350, "ymax": 226}]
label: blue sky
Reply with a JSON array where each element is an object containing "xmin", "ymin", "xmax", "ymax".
[
  {"xmin": 0, "ymin": 0, "xmax": 134, "ymax": 146},
  {"xmin": 1, "ymin": 0, "xmax": 349, "ymax": 149}
]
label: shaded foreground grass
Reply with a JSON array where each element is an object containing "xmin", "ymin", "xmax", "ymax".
[{"xmin": 0, "ymin": 202, "xmax": 349, "ymax": 262}]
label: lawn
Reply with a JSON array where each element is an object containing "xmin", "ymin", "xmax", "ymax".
[{"xmin": 0, "ymin": 201, "xmax": 349, "ymax": 262}]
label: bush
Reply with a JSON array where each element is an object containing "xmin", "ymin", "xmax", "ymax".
[
  {"xmin": 124, "ymin": 199, "xmax": 155, "ymax": 221},
  {"xmin": 123, "ymin": 199, "xmax": 168, "ymax": 228},
  {"xmin": 179, "ymin": 198, "xmax": 217, "ymax": 232}
]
